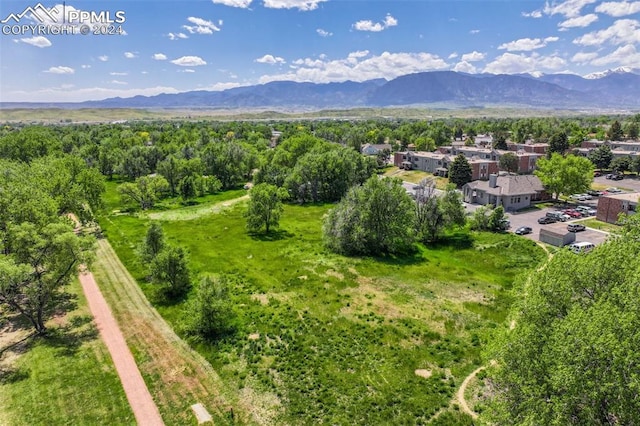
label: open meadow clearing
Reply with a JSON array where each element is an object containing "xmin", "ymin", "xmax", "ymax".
[{"xmin": 98, "ymin": 182, "xmax": 545, "ymax": 424}]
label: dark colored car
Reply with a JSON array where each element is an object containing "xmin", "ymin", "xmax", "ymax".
[
  {"xmin": 538, "ymin": 216, "xmax": 556, "ymax": 224},
  {"xmin": 514, "ymin": 226, "xmax": 532, "ymax": 235}
]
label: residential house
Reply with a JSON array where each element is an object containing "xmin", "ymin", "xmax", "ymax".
[
  {"xmin": 361, "ymin": 143, "xmax": 392, "ymax": 156},
  {"xmin": 463, "ymin": 174, "xmax": 549, "ymax": 211},
  {"xmin": 394, "ymin": 151, "xmax": 497, "ymax": 180},
  {"xmin": 506, "ymin": 142, "xmax": 549, "ymax": 154},
  {"xmin": 596, "ymin": 192, "xmax": 639, "ymax": 224}
]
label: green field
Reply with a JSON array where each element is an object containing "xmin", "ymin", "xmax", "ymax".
[
  {"xmin": 98, "ymin": 182, "xmax": 544, "ymax": 424},
  {"xmin": 0, "ymin": 279, "xmax": 134, "ymax": 425}
]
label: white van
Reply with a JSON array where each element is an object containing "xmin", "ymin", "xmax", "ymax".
[{"xmin": 569, "ymin": 241, "xmax": 595, "ymax": 254}]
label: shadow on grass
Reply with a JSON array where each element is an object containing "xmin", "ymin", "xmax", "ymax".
[
  {"xmin": 429, "ymin": 231, "xmax": 475, "ymax": 250},
  {"xmin": 41, "ymin": 315, "xmax": 99, "ymax": 357},
  {"xmin": 249, "ymin": 229, "xmax": 294, "ymax": 242},
  {"xmin": 371, "ymin": 249, "xmax": 425, "ymax": 266}
]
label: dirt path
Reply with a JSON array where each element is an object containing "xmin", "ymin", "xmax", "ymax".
[
  {"xmin": 147, "ymin": 194, "xmax": 249, "ymax": 221},
  {"xmin": 79, "ymin": 270, "xmax": 164, "ymax": 426}
]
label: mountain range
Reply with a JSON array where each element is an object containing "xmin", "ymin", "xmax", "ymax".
[{"xmin": 4, "ymin": 68, "xmax": 640, "ymax": 110}]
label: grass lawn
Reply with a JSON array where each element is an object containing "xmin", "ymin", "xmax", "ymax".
[
  {"xmin": 577, "ymin": 218, "xmax": 622, "ymax": 233},
  {"xmin": 98, "ymin": 185, "xmax": 544, "ymax": 424},
  {"xmin": 0, "ymin": 279, "xmax": 134, "ymax": 425},
  {"xmin": 383, "ymin": 167, "xmax": 450, "ymax": 189}
]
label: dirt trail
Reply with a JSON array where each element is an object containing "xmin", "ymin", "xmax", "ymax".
[{"xmin": 79, "ymin": 269, "xmax": 164, "ymax": 426}]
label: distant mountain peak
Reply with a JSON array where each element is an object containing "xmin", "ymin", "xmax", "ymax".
[{"xmin": 583, "ymin": 67, "xmax": 639, "ymax": 79}]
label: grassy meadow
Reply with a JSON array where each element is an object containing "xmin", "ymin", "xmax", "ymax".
[
  {"xmin": 97, "ymin": 180, "xmax": 544, "ymax": 425},
  {"xmin": 0, "ymin": 279, "xmax": 134, "ymax": 425}
]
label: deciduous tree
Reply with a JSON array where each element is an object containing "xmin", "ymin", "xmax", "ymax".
[
  {"xmin": 534, "ymin": 153, "xmax": 593, "ymax": 200},
  {"xmin": 587, "ymin": 144, "xmax": 612, "ymax": 170},
  {"xmin": 150, "ymin": 245, "xmax": 191, "ymax": 298},
  {"xmin": 245, "ymin": 183, "xmax": 288, "ymax": 234},
  {"xmin": 498, "ymin": 152, "xmax": 519, "ymax": 174}
]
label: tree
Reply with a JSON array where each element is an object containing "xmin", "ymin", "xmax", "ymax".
[
  {"xmin": 448, "ymin": 154, "xmax": 473, "ymax": 188},
  {"xmin": 498, "ymin": 152, "xmax": 519, "ymax": 174},
  {"xmin": 488, "ymin": 205, "xmax": 507, "ymax": 231},
  {"xmin": 492, "ymin": 132, "xmax": 508, "ymax": 150},
  {"xmin": 0, "ymin": 221, "xmax": 93, "ymax": 334},
  {"xmin": 488, "ymin": 224, "xmax": 640, "ymax": 424},
  {"xmin": 140, "ymin": 222, "xmax": 165, "ymax": 263},
  {"xmin": 470, "ymin": 205, "xmax": 492, "ymax": 231},
  {"xmin": 413, "ymin": 179, "xmax": 445, "ymax": 243},
  {"xmin": 245, "ymin": 183, "xmax": 288, "ymax": 234},
  {"xmin": 587, "ymin": 144, "xmax": 612, "ymax": 170},
  {"xmin": 323, "ymin": 177, "xmax": 415, "ymax": 255},
  {"xmin": 626, "ymin": 121, "xmax": 639, "ymax": 140},
  {"xmin": 607, "ymin": 120, "xmax": 624, "ymax": 141},
  {"xmin": 182, "ymin": 276, "xmax": 236, "ymax": 340},
  {"xmin": 534, "ymin": 153, "xmax": 594, "ymax": 200},
  {"xmin": 548, "ymin": 131, "xmax": 568, "ymax": 155},
  {"xmin": 610, "ymin": 156, "xmax": 632, "ymax": 174},
  {"xmin": 178, "ymin": 175, "xmax": 197, "ymax": 202},
  {"xmin": 117, "ymin": 175, "xmax": 169, "ymax": 210},
  {"xmin": 440, "ymin": 184, "xmax": 466, "ymax": 228},
  {"xmin": 157, "ymin": 155, "xmax": 184, "ymax": 196},
  {"xmin": 150, "ymin": 245, "xmax": 191, "ymax": 298},
  {"xmin": 632, "ymin": 156, "xmax": 640, "ymax": 175}
]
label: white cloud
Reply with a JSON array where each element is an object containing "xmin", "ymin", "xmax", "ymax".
[
  {"xmin": 461, "ymin": 51, "xmax": 486, "ymax": 62},
  {"xmin": 168, "ymin": 32, "xmax": 188, "ymax": 40},
  {"xmin": 171, "ymin": 56, "xmax": 207, "ymax": 66},
  {"xmin": 317, "ymin": 28, "xmax": 332, "ymax": 37},
  {"xmin": 571, "ymin": 51, "xmax": 599, "ymax": 63},
  {"xmin": 448, "ymin": 52, "xmax": 459, "ymax": 59},
  {"xmin": 5, "ymin": 85, "xmax": 180, "ymax": 103},
  {"xmin": 141, "ymin": 71, "xmax": 148, "ymax": 74},
  {"xmin": 558, "ymin": 13, "xmax": 598, "ymax": 30},
  {"xmin": 211, "ymin": 0, "xmax": 252, "ymax": 7},
  {"xmin": 19, "ymin": 36, "xmax": 51, "ymax": 48},
  {"xmin": 484, "ymin": 52, "xmax": 566, "ymax": 74},
  {"xmin": 263, "ymin": 0, "xmax": 326, "ymax": 11},
  {"xmin": 110, "ymin": 80, "xmax": 128, "ymax": 85},
  {"xmin": 453, "ymin": 61, "xmax": 477, "ymax": 73},
  {"xmin": 110, "ymin": 72, "xmax": 128, "ymax": 76},
  {"xmin": 591, "ymin": 44, "xmax": 640, "ymax": 66},
  {"xmin": 255, "ymin": 54, "xmax": 286, "ymax": 64},
  {"xmin": 124, "ymin": 52, "xmax": 137, "ymax": 59},
  {"xmin": 522, "ymin": 10, "xmax": 543, "ymax": 18},
  {"xmin": 178, "ymin": 69, "xmax": 196, "ymax": 73},
  {"xmin": 258, "ymin": 51, "xmax": 449, "ymax": 84},
  {"xmin": 81, "ymin": 64, "xmax": 91, "ymax": 69},
  {"xmin": 153, "ymin": 53, "xmax": 167, "ymax": 60},
  {"xmin": 498, "ymin": 37, "xmax": 559, "ymax": 51},
  {"xmin": 595, "ymin": 1, "xmax": 640, "ymax": 17},
  {"xmin": 470, "ymin": 29, "xmax": 480, "ymax": 34},
  {"xmin": 183, "ymin": 16, "xmax": 221, "ymax": 34},
  {"xmin": 202, "ymin": 82, "xmax": 244, "ymax": 91},
  {"xmin": 543, "ymin": 0, "xmax": 597, "ymax": 18},
  {"xmin": 353, "ymin": 14, "xmax": 398, "ymax": 32},
  {"xmin": 573, "ymin": 19, "xmax": 640, "ymax": 46},
  {"xmin": 44, "ymin": 66, "xmax": 74, "ymax": 74},
  {"xmin": 98, "ymin": 55, "xmax": 109, "ymax": 62}
]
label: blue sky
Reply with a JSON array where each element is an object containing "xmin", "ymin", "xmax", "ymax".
[{"xmin": 1, "ymin": 0, "xmax": 639, "ymax": 102}]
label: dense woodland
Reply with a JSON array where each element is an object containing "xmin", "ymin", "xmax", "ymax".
[{"xmin": 1, "ymin": 113, "xmax": 639, "ymax": 424}]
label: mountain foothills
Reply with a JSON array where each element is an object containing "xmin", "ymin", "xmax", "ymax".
[{"xmin": 66, "ymin": 68, "xmax": 640, "ymax": 110}]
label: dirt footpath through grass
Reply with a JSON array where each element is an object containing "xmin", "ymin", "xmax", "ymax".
[{"xmin": 80, "ymin": 269, "xmax": 164, "ymax": 426}]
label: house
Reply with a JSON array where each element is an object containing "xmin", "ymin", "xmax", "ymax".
[
  {"xmin": 393, "ymin": 151, "xmax": 497, "ymax": 180},
  {"xmin": 506, "ymin": 142, "xmax": 549, "ymax": 154},
  {"xmin": 596, "ymin": 192, "xmax": 639, "ymax": 224},
  {"xmin": 361, "ymin": 143, "xmax": 392, "ymax": 156},
  {"xmin": 462, "ymin": 174, "xmax": 549, "ymax": 211}
]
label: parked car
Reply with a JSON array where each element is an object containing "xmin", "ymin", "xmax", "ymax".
[
  {"xmin": 538, "ymin": 216, "xmax": 556, "ymax": 224},
  {"xmin": 586, "ymin": 189, "xmax": 602, "ymax": 196},
  {"xmin": 546, "ymin": 211, "xmax": 570, "ymax": 222},
  {"xmin": 567, "ymin": 223, "xmax": 586, "ymax": 232},
  {"xmin": 612, "ymin": 174, "xmax": 624, "ymax": 180},
  {"xmin": 569, "ymin": 241, "xmax": 595, "ymax": 254},
  {"xmin": 576, "ymin": 206, "xmax": 596, "ymax": 216},
  {"xmin": 606, "ymin": 187, "xmax": 623, "ymax": 193},
  {"xmin": 562, "ymin": 209, "xmax": 583, "ymax": 218},
  {"xmin": 515, "ymin": 226, "xmax": 532, "ymax": 235}
]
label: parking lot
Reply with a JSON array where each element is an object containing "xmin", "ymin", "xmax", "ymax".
[
  {"xmin": 505, "ymin": 202, "xmax": 610, "ymax": 247},
  {"xmin": 594, "ymin": 174, "xmax": 640, "ymax": 192}
]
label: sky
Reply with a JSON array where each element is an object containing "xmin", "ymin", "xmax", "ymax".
[{"xmin": 0, "ymin": 0, "xmax": 639, "ymax": 102}]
